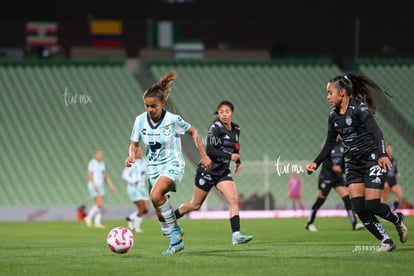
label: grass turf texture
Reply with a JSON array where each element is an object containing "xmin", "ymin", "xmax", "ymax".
[{"xmin": 0, "ymin": 217, "xmax": 413, "ymax": 275}]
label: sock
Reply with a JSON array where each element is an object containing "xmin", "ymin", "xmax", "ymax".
[
  {"xmin": 94, "ymin": 208, "xmax": 102, "ymax": 225},
  {"xmin": 357, "ymin": 210, "xmax": 389, "ymax": 241},
  {"xmin": 230, "ymin": 215, "xmax": 240, "ymax": 233},
  {"xmin": 307, "ymin": 197, "xmax": 325, "ymax": 225},
  {"xmin": 134, "ymin": 216, "xmax": 143, "ymax": 230},
  {"xmin": 351, "ymin": 197, "xmax": 389, "ymax": 241},
  {"xmin": 87, "ymin": 205, "xmax": 98, "ymax": 219},
  {"xmin": 128, "ymin": 211, "xmax": 138, "ymax": 221},
  {"xmin": 159, "ymin": 221, "xmax": 171, "ymax": 239},
  {"xmin": 158, "ymin": 200, "xmax": 178, "ymax": 230},
  {"xmin": 342, "ymin": 196, "xmax": 356, "ymax": 226},
  {"xmin": 174, "ymin": 209, "xmax": 183, "ymax": 219},
  {"xmin": 367, "ymin": 200, "xmax": 399, "ymax": 224},
  {"xmin": 393, "ymin": 201, "xmax": 400, "ymax": 210}
]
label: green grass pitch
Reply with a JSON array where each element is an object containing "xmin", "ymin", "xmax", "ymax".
[{"xmin": 1, "ymin": 216, "xmax": 413, "ymax": 275}]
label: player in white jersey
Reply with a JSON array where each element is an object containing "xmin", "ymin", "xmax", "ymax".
[
  {"xmin": 125, "ymin": 71, "xmax": 211, "ymax": 255},
  {"xmin": 84, "ymin": 150, "xmax": 115, "ymax": 228},
  {"xmin": 122, "ymin": 145, "xmax": 149, "ymax": 233}
]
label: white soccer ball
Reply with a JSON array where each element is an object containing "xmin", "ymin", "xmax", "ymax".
[{"xmin": 107, "ymin": 226, "xmax": 134, "ymax": 254}]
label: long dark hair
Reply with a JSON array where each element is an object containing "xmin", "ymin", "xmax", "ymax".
[{"xmin": 329, "ymin": 73, "xmax": 390, "ymax": 114}]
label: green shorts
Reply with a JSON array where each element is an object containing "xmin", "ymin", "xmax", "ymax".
[
  {"xmin": 148, "ymin": 166, "xmax": 184, "ymax": 193},
  {"xmin": 127, "ymin": 183, "xmax": 149, "ymax": 202}
]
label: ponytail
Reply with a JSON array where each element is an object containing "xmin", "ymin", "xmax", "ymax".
[
  {"xmin": 143, "ymin": 71, "xmax": 177, "ymax": 101},
  {"xmin": 329, "ymin": 73, "xmax": 390, "ymax": 114}
]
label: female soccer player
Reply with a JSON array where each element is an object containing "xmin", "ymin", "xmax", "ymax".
[
  {"xmin": 84, "ymin": 149, "xmax": 115, "ymax": 228},
  {"xmin": 305, "ymin": 137, "xmax": 363, "ymax": 232},
  {"xmin": 125, "ymin": 71, "xmax": 211, "ymax": 255},
  {"xmin": 306, "ymin": 73, "xmax": 408, "ymax": 252},
  {"xmin": 381, "ymin": 144, "xmax": 403, "ymax": 210},
  {"xmin": 122, "ymin": 145, "xmax": 149, "ymax": 233},
  {"xmin": 174, "ymin": 101, "xmax": 253, "ymax": 245}
]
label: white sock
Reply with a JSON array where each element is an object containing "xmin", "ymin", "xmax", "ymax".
[
  {"xmin": 87, "ymin": 205, "xmax": 98, "ymax": 219},
  {"xmin": 134, "ymin": 216, "xmax": 143, "ymax": 230},
  {"xmin": 94, "ymin": 208, "xmax": 102, "ymax": 225},
  {"xmin": 159, "ymin": 221, "xmax": 171, "ymax": 239},
  {"xmin": 128, "ymin": 211, "xmax": 138, "ymax": 221},
  {"xmin": 158, "ymin": 200, "xmax": 178, "ymax": 229}
]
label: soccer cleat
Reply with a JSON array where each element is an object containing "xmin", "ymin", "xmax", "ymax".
[
  {"xmin": 162, "ymin": 241, "xmax": 185, "ymax": 255},
  {"xmin": 163, "ymin": 225, "xmax": 185, "ymax": 241},
  {"xmin": 134, "ymin": 228, "xmax": 143, "ymax": 233},
  {"xmin": 395, "ymin": 212, "xmax": 408, "ymax": 243},
  {"xmin": 376, "ymin": 239, "xmax": 396, "ymax": 253},
  {"xmin": 305, "ymin": 223, "xmax": 318, "ymax": 232},
  {"xmin": 353, "ymin": 223, "xmax": 365, "ymax": 231},
  {"xmin": 162, "ymin": 225, "xmax": 185, "ymax": 254},
  {"xmin": 232, "ymin": 232, "xmax": 253, "ymax": 245},
  {"xmin": 84, "ymin": 217, "xmax": 92, "ymax": 228},
  {"xmin": 170, "ymin": 225, "xmax": 184, "ymax": 244},
  {"xmin": 127, "ymin": 221, "xmax": 134, "ymax": 231},
  {"xmin": 94, "ymin": 224, "xmax": 106, "ymax": 229}
]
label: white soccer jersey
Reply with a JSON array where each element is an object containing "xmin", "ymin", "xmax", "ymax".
[
  {"xmin": 130, "ymin": 110, "xmax": 191, "ymax": 178},
  {"xmin": 122, "ymin": 158, "xmax": 147, "ymax": 187},
  {"xmin": 88, "ymin": 159, "xmax": 105, "ymax": 185}
]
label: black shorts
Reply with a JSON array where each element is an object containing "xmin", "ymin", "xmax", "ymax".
[
  {"xmin": 344, "ymin": 153, "xmax": 385, "ymax": 189},
  {"xmin": 195, "ymin": 167, "xmax": 233, "ymax": 192},
  {"xmin": 385, "ymin": 177, "xmax": 398, "ymax": 187},
  {"xmin": 318, "ymin": 171, "xmax": 346, "ymax": 197}
]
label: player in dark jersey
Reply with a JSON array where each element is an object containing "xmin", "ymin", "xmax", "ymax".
[
  {"xmin": 174, "ymin": 101, "xmax": 253, "ymax": 245},
  {"xmin": 306, "ymin": 73, "xmax": 408, "ymax": 252},
  {"xmin": 381, "ymin": 144, "xmax": 403, "ymax": 210},
  {"xmin": 305, "ymin": 137, "xmax": 364, "ymax": 231}
]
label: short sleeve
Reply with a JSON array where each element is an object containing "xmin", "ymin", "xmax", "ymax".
[
  {"xmin": 88, "ymin": 160, "xmax": 95, "ymax": 171},
  {"xmin": 130, "ymin": 116, "xmax": 141, "ymax": 142},
  {"xmin": 174, "ymin": 115, "xmax": 191, "ymax": 135}
]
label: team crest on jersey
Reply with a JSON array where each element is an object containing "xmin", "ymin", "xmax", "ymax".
[
  {"xmin": 163, "ymin": 125, "xmax": 171, "ymax": 136},
  {"xmin": 345, "ymin": 116, "xmax": 352, "ymax": 126}
]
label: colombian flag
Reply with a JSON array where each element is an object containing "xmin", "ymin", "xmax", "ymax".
[{"xmin": 90, "ymin": 20, "xmax": 122, "ymax": 47}]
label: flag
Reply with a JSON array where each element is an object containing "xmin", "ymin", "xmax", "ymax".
[
  {"xmin": 90, "ymin": 20, "xmax": 122, "ymax": 47},
  {"xmin": 26, "ymin": 21, "xmax": 58, "ymax": 47}
]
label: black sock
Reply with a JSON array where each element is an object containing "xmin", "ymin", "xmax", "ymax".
[
  {"xmin": 230, "ymin": 215, "xmax": 240, "ymax": 233},
  {"xmin": 351, "ymin": 197, "xmax": 390, "ymax": 241},
  {"xmin": 357, "ymin": 210, "xmax": 388, "ymax": 241},
  {"xmin": 342, "ymin": 195, "xmax": 356, "ymax": 226},
  {"xmin": 368, "ymin": 200, "xmax": 399, "ymax": 224},
  {"xmin": 393, "ymin": 201, "xmax": 400, "ymax": 210},
  {"xmin": 174, "ymin": 209, "xmax": 183, "ymax": 219},
  {"xmin": 307, "ymin": 197, "xmax": 325, "ymax": 225}
]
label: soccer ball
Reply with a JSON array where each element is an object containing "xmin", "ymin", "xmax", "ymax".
[{"xmin": 107, "ymin": 226, "xmax": 134, "ymax": 254}]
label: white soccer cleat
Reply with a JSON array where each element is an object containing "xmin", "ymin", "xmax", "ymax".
[
  {"xmin": 305, "ymin": 224, "xmax": 318, "ymax": 232},
  {"xmin": 127, "ymin": 221, "xmax": 134, "ymax": 231},
  {"xmin": 395, "ymin": 212, "xmax": 408, "ymax": 243},
  {"xmin": 84, "ymin": 217, "xmax": 92, "ymax": 228},
  {"xmin": 353, "ymin": 223, "xmax": 365, "ymax": 231},
  {"xmin": 376, "ymin": 240, "xmax": 396, "ymax": 253},
  {"xmin": 94, "ymin": 224, "xmax": 106, "ymax": 229},
  {"xmin": 232, "ymin": 232, "xmax": 253, "ymax": 245}
]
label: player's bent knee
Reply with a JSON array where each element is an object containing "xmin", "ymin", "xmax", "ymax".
[
  {"xmin": 365, "ymin": 199, "xmax": 381, "ymax": 212},
  {"xmin": 351, "ymin": 196, "xmax": 366, "ymax": 213}
]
